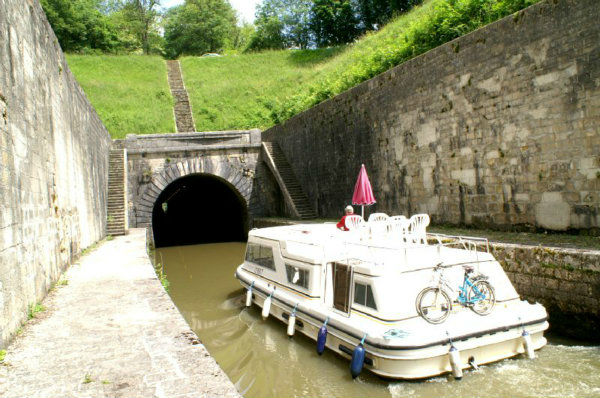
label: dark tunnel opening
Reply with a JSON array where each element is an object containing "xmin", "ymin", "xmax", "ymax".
[{"xmin": 152, "ymin": 174, "xmax": 248, "ymax": 248}]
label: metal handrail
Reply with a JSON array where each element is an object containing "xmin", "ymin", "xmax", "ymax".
[
  {"xmin": 269, "ymin": 226, "xmax": 491, "ymax": 268},
  {"xmin": 427, "ymin": 233, "xmax": 490, "ymax": 253}
]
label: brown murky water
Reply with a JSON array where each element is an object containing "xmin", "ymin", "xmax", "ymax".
[{"xmin": 157, "ymin": 243, "xmax": 600, "ymax": 398}]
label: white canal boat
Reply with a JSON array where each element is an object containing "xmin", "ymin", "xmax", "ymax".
[{"xmin": 235, "ymin": 214, "xmax": 548, "ymax": 379}]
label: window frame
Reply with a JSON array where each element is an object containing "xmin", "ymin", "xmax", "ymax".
[
  {"xmin": 353, "ymin": 281, "xmax": 378, "ymax": 311},
  {"xmin": 245, "ymin": 242, "xmax": 276, "ymax": 271},
  {"xmin": 284, "ymin": 263, "xmax": 310, "ymax": 290}
]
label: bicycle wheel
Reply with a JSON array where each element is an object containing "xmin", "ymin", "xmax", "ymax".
[
  {"xmin": 468, "ymin": 280, "xmax": 495, "ymax": 315},
  {"xmin": 416, "ymin": 287, "xmax": 452, "ymax": 324}
]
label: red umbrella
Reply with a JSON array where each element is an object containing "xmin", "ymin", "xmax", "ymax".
[{"xmin": 352, "ymin": 164, "xmax": 376, "ymax": 218}]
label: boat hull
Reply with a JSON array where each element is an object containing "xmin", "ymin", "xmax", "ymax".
[{"xmin": 237, "ymin": 269, "xmax": 548, "ymax": 380}]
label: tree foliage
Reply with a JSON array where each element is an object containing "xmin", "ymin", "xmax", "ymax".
[
  {"xmin": 356, "ymin": 0, "xmax": 423, "ymax": 30},
  {"xmin": 40, "ymin": 0, "xmax": 432, "ymax": 56},
  {"xmin": 164, "ymin": 0, "xmax": 237, "ymax": 59},
  {"xmin": 230, "ymin": 22, "xmax": 256, "ymax": 52},
  {"xmin": 40, "ymin": 0, "xmax": 121, "ymax": 52},
  {"xmin": 246, "ymin": 16, "xmax": 287, "ymax": 51},
  {"xmin": 309, "ymin": 0, "xmax": 360, "ymax": 47},
  {"xmin": 120, "ymin": 0, "xmax": 162, "ymax": 54},
  {"xmin": 247, "ymin": 0, "xmax": 312, "ymax": 51},
  {"xmin": 41, "ymin": 0, "xmax": 164, "ymax": 53}
]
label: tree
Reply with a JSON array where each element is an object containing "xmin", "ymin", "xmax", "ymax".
[
  {"xmin": 121, "ymin": 0, "xmax": 161, "ymax": 54},
  {"xmin": 245, "ymin": 16, "xmax": 286, "ymax": 51},
  {"xmin": 40, "ymin": 0, "xmax": 121, "ymax": 52},
  {"xmin": 310, "ymin": 0, "xmax": 360, "ymax": 47},
  {"xmin": 246, "ymin": 0, "xmax": 312, "ymax": 51},
  {"xmin": 230, "ymin": 22, "xmax": 257, "ymax": 52},
  {"xmin": 164, "ymin": 0, "xmax": 237, "ymax": 59},
  {"xmin": 355, "ymin": 0, "xmax": 422, "ymax": 31}
]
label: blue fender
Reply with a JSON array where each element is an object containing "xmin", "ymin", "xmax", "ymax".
[
  {"xmin": 317, "ymin": 326, "xmax": 327, "ymax": 355},
  {"xmin": 350, "ymin": 334, "xmax": 368, "ymax": 378},
  {"xmin": 350, "ymin": 344, "xmax": 365, "ymax": 378}
]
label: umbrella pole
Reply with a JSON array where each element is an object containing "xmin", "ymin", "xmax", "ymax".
[{"xmin": 361, "ymin": 205, "xmax": 364, "ymax": 219}]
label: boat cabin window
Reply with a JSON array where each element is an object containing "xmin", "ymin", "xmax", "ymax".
[
  {"xmin": 354, "ymin": 283, "xmax": 377, "ymax": 310},
  {"xmin": 246, "ymin": 243, "xmax": 275, "ymax": 271},
  {"xmin": 285, "ymin": 264, "xmax": 309, "ymax": 289}
]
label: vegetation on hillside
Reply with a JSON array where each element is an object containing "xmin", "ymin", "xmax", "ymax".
[
  {"xmin": 181, "ymin": 0, "xmax": 540, "ymax": 131},
  {"xmin": 246, "ymin": 0, "xmax": 422, "ymax": 51},
  {"xmin": 41, "ymin": 0, "xmax": 242, "ymax": 56},
  {"xmin": 163, "ymin": 0, "xmax": 238, "ymax": 59},
  {"xmin": 64, "ymin": 0, "xmax": 541, "ymax": 136},
  {"xmin": 41, "ymin": 0, "xmax": 165, "ymax": 54},
  {"xmin": 43, "ymin": 0, "xmax": 425, "ymax": 57},
  {"xmin": 270, "ymin": 0, "xmax": 540, "ymax": 124},
  {"xmin": 180, "ymin": 48, "xmax": 344, "ymax": 131},
  {"xmin": 67, "ymin": 55, "xmax": 174, "ymax": 138}
]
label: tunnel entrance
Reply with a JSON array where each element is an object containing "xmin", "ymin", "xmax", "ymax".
[{"xmin": 152, "ymin": 173, "xmax": 248, "ymax": 248}]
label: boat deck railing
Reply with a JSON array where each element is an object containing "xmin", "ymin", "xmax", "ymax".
[
  {"xmin": 279, "ymin": 228, "xmax": 491, "ymax": 271},
  {"xmin": 427, "ymin": 233, "xmax": 490, "ymax": 253}
]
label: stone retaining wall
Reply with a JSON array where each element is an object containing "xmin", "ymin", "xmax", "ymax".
[
  {"xmin": 0, "ymin": 0, "xmax": 111, "ymax": 347},
  {"xmin": 491, "ymin": 243, "xmax": 600, "ymax": 340},
  {"xmin": 263, "ymin": 0, "xmax": 600, "ymax": 233}
]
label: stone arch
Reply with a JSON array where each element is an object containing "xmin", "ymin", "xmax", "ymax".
[{"xmin": 135, "ymin": 157, "xmax": 252, "ymax": 228}]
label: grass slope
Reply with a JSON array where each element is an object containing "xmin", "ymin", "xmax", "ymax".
[
  {"xmin": 67, "ymin": 55, "xmax": 174, "ymax": 138},
  {"xmin": 180, "ymin": 48, "xmax": 344, "ymax": 131}
]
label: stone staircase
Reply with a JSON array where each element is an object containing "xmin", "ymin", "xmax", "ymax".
[
  {"xmin": 106, "ymin": 148, "xmax": 127, "ymax": 236},
  {"xmin": 166, "ymin": 60, "xmax": 196, "ymax": 133},
  {"xmin": 262, "ymin": 142, "xmax": 317, "ymax": 219}
]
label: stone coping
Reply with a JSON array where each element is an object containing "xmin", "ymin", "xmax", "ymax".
[{"xmin": 126, "ymin": 143, "xmax": 262, "ymax": 155}]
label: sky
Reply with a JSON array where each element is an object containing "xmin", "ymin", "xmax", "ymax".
[{"xmin": 160, "ymin": 0, "xmax": 261, "ymax": 23}]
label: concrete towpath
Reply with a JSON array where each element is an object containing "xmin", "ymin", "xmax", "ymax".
[{"xmin": 0, "ymin": 229, "xmax": 240, "ymax": 398}]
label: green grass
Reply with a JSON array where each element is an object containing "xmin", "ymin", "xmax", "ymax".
[
  {"xmin": 154, "ymin": 263, "xmax": 170, "ymax": 292},
  {"xmin": 27, "ymin": 302, "xmax": 46, "ymax": 320},
  {"xmin": 180, "ymin": 48, "xmax": 345, "ymax": 131},
  {"xmin": 56, "ymin": 278, "xmax": 69, "ymax": 286},
  {"xmin": 66, "ymin": 55, "xmax": 175, "ymax": 138}
]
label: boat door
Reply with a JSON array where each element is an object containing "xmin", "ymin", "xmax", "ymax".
[{"xmin": 332, "ymin": 262, "xmax": 353, "ymax": 315}]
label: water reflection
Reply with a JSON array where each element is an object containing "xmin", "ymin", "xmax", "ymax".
[{"xmin": 158, "ymin": 243, "xmax": 600, "ymax": 398}]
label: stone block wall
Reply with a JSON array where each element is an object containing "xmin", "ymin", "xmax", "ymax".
[
  {"xmin": 0, "ymin": 0, "xmax": 111, "ymax": 347},
  {"xmin": 263, "ymin": 0, "xmax": 600, "ymax": 232},
  {"xmin": 491, "ymin": 243, "xmax": 600, "ymax": 340}
]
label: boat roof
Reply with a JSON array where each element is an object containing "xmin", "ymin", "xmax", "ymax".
[{"xmin": 248, "ymin": 223, "xmax": 492, "ymax": 272}]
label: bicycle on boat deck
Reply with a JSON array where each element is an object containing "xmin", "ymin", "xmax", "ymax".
[{"xmin": 416, "ymin": 262, "xmax": 496, "ymax": 324}]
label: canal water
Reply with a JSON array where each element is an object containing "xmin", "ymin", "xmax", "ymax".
[{"xmin": 157, "ymin": 243, "xmax": 600, "ymax": 398}]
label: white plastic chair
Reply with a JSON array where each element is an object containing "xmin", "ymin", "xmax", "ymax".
[
  {"xmin": 408, "ymin": 214, "xmax": 430, "ymax": 244},
  {"xmin": 388, "ymin": 215, "xmax": 407, "ymax": 236},
  {"xmin": 367, "ymin": 213, "xmax": 389, "ymax": 239},
  {"xmin": 344, "ymin": 215, "xmax": 365, "ymax": 230},
  {"xmin": 367, "ymin": 213, "xmax": 389, "ymax": 222}
]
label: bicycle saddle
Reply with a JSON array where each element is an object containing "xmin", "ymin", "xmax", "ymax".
[{"xmin": 463, "ymin": 265, "xmax": 475, "ymax": 274}]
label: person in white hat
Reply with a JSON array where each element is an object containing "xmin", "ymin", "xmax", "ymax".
[{"xmin": 336, "ymin": 205, "xmax": 354, "ymax": 231}]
